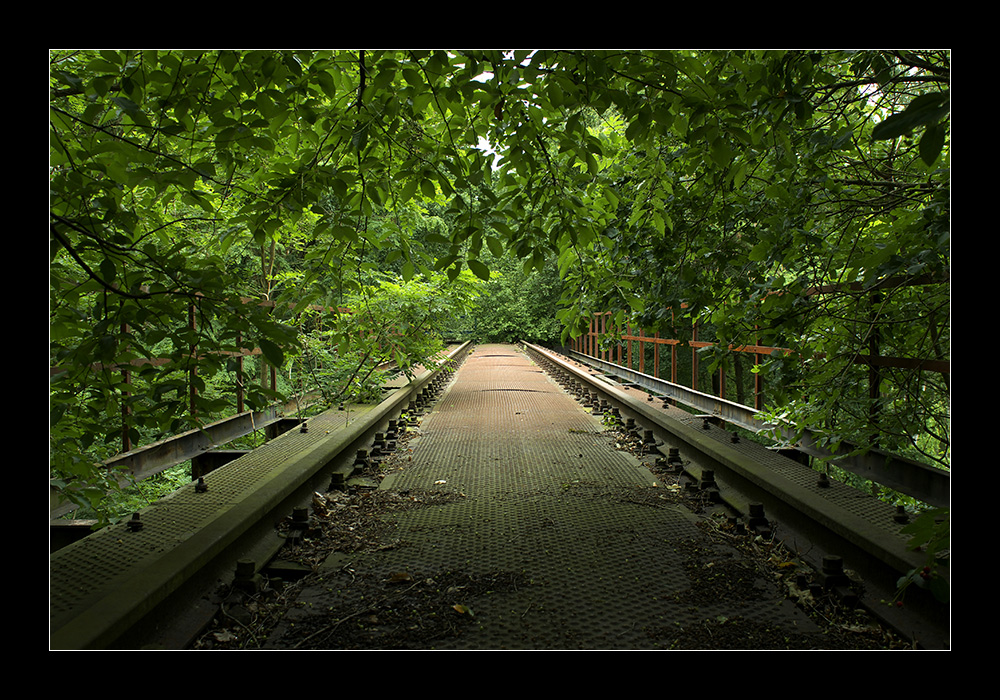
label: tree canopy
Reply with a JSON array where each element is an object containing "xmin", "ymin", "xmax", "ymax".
[{"xmin": 50, "ymin": 50, "xmax": 950, "ymax": 513}]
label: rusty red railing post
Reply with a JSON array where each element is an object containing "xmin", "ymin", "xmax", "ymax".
[
  {"xmin": 121, "ymin": 320, "xmax": 132, "ymax": 453},
  {"xmin": 587, "ymin": 315, "xmax": 593, "ymax": 357},
  {"xmin": 599, "ymin": 312, "xmax": 603, "ymax": 360},
  {"xmin": 627, "ymin": 323, "xmax": 633, "ymax": 370},
  {"xmin": 236, "ymin": 331, "xmax": 245, "ymax": 414},
  {"xmin": 671, "ymin": 309, "xmax": 678, "ymax": 384},
  {"xmin": 691, "ymin": 319, "xmax": 699, "ymax": 391},
  {"xmin": 615, "ymin": 316, "xmax": 624, "ymax": 364},
  {"xmin": 189, "ymin": 303, "xmax": 197, "ymax": 416},
  {"xmin": 638, "ymin": 327, "xmax": 645, "ymax": 374},
  {"xmin": 754, "ymin": 326, "xmax": 763, "ymax": 411},
  {"xmin": 654, "ymin": 331, "xmax": 660, "ymax": 379},
  {"xmin": 604, "ymin": 311, "xmax": 614, "ymax": 362}
]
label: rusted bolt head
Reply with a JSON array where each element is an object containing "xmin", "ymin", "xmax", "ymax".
[
  {"xmin": 236, "ymin": 559, "xmax": 256, "ymax": 579},
  {"xmin": 822, "ymin": 555, "xmax": 844, "ymax": 575}
]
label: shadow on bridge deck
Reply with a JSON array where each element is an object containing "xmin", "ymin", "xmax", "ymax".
[{"xmin": 260, "ymin": 344, "xmax": 896, "ymax": 650}]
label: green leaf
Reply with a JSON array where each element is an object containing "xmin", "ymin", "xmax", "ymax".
[
  {"xmin": 872, "ymin": 91, "xmax": 949, "ymax": 141},
  {"xmin": 420, "ymin": 178, "xmax": 437, "ymax": 198},
  {"xmin": 486, "ymin": 236, "xmax": 505, "ymax": 257},
  {"xmin": 258, "ymin": 338, "xmax": 284, "ymax": 368},
  {"xmin": 900, "ymin": 508, "xmax": 949, "ymax": 552},
  {"xmin": 425, "ymin": 233, "xmax": 451, "ymax": 245},
  {"xmin": 765, "ymin": 182, "xmax": 791, "ymax": 204},
  {"xmin": 99, "ymin": 258, "xmax": 117, "ymax": 283},
  {"xmin": 467, "ymin": 259, "xmax": 490, "ymax": 281},
  {"xmin": 711, "ymin": 137, "xmax": 733, "ymax": 168},
  {"xmin": 919, "ymin": 122, "xmax": 946, "ymax": 166},
  {"xmin": 351, "ymin": 124, "xmax": 369, "ymax": 152},
  {"xmin": 399, "ymin": 178, "xmax": 419, "ymax": 204},
  {"xmin": 110, "ymin": 96, "xmax": 142, "ymax": 116},
  {"xmin": 749, "ymin": 241, "xmax": 771, "ymax": 262}
]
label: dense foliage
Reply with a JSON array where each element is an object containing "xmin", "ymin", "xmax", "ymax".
[
  {"xmin": 471, "ymin": 252, "xmax": 564, "ymax": 344},
  {"xmin": 50, "ymin": 50, "xmax": 949, "ymax": 518}
]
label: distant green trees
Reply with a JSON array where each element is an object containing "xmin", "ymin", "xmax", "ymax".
[
  {"xmin": 471, "ymin": 253, "xmax": 563, "ymax": 344},
  {"xmin": 50, "ymin": 50, "xmax": 949, "ymax": 517}
]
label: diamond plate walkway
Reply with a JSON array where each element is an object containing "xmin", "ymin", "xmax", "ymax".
[{"xmin": 264, "ymin": 344, "xmax": 830, "ymax": 650}]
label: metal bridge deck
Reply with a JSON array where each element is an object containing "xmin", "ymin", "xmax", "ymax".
[
  {"xmin": 260, "ymin": 344, "xmax": 879, "ymax": 650},
  {"xmin": 49, "ymin": 404, "xmax": 383, "ymax": 649},
  {"xmin": 50, "ymin": 346, "xmax": 468, "ymax": 650}
]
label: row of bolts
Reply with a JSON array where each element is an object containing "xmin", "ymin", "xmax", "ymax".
[
  {"xmin": 126, "ymin": 354, "xmax": 469, "ymax": 598},
  {"xmin": 233, "ymin": 355, "xmax": 469, "ymax": 593},
  {"xmin": 520, "ymin": 350, "xmax": 727, "ymax": 494},
  {"xmin": 531, "ymin": 351, "xmax": 910, "ymax": 521},
  {"xmin": 529, "ymin": 352, "xmax": 770, "ymax": 530},
  {"xmin": 530, "ymin": 353, "xmax": 791, "ymax": 538},
  {"xmin": 126, "ymin": 348, "xmax": 858, "ymax": 600},
  {"xmin": 527, "ymin": 349, "xmax": 864, "ymax": 601},
  {"xmin": 341, "ymin": 356, "xmax": 466, "ymax": 488}
]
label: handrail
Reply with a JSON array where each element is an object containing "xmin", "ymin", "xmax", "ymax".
[
  {"xmin": 563, "ymin": 347, "xmax": 949, "ymax": 508},
  {"xmin": 50, "ymin": 351, "xmax": 449, "ymax": 519}
]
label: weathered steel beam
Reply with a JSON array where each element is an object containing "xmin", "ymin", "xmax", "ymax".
[{"xmin": 564, "ymin": 348, "xmax": 949, "ymax": 508}]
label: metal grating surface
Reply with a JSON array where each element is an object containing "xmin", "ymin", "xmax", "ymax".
[
  {"xmin": 362, "ymin": 494, "xmax": 712, "ymax": 649},
  {"xmin": 388, "ymin": 357, "xmax": 656, "ymax": 497},
  {"xmin": 50, "ymin": 405, "xmax": 375, "ymax": 626},
  {"xmin": 272, "ymin": 345, "xmax": 823, "ymax": 649}
]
